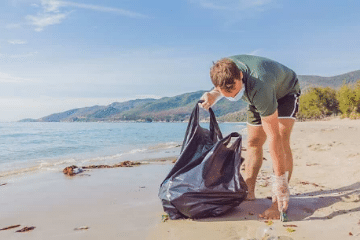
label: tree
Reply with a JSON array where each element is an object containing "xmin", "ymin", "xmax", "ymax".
[
  {"xmin": 337, "ymin": 83, "xmax": 356, "ymax": 117},
  {"xmin": 298, "ymin": 87, "xmax": 339, "ymax": 120}
]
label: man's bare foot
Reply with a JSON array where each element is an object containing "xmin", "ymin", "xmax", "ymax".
[
  {"xmin": 245, "ymin": 191, "xmax": 256, "ymax": 201},
  {"xmin": 259, "ymin": 202, "xmax": 280, "ymax": 219}
]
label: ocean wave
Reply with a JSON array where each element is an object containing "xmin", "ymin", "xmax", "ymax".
[
  {"xmin": 147, "ymin": 142, "xmax": 181, "ymax": 150},
  {"xmin": 0, "ymin": 141, "xmax": 182, "ymax": 179}
]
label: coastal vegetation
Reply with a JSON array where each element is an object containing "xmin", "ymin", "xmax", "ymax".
[{"xmin": 298, "ymin": 80, "xmax": 360, "ymax": 120}]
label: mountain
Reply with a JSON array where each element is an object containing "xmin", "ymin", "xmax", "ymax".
[
  {"xmin": 297, "ymin": 70, "xmax": 360, "ymax": 90},
  {"xmin": 21, "ymin": 70, "xmax": 360, "ymax": 122}
]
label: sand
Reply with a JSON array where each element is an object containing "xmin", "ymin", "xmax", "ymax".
[
  {"xmin": 148, "ymin": 118, "xmax": 360, "ymax": 240},
  {"xmin": 1, "ymin": 118, "xmax": 360, "ymax": 239},
  {"xmin": 0, "ymin": 163, "xmax": 173, "ymax": 240}
]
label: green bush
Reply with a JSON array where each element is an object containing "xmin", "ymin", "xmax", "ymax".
[
  {"xmin": 337, "ymin": 82, "xmax": 358, "ymax": 117},
  {"xmin": 298, "ymin": 87, "xmax": 339, "ymax": 120}
]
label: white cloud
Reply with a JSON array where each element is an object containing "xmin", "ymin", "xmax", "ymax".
[
  {"xmin": 26, "ymin": 12, "xmax": 68, "ymax": 31},
  {"xmin": 0, "ymin": 72, "xmax": 32, "ymax": 83},
  {"xmin": 8, "ymin": 39, "xmax": 27, "ymax": 45},
  {"xmin": 61, "ymin": 1, "xmax": 148, "ymax": 18},
  {"xmin": 25, "ymin": 0, "xmax": 148, "ymax": 31},
  {"xmin": 41, "ymin": 0, "xmax": 63, "ymax": 12}
]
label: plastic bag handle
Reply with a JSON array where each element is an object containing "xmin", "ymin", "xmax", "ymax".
[
  {"xmin": 181, "ymin": 101, "xmax": 223, "ymax": 152},
  {"xmin": 197, "ymin": 100, "xmax": 223, "ymax": 141}
]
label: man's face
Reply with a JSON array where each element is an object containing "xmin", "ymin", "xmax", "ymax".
[{"xmin": 216, "ymin": 79, "xmax": 242, "ymax": 98}]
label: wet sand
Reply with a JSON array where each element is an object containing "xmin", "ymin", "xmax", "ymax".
[{"xmin": 0, "ymin": 163, "xmax": 172, "ymax": 240}]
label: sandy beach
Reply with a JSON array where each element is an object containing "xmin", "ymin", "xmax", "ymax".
[{"xmin": 1, "ymin": 118, "xmax": 360, "ymax": 239}]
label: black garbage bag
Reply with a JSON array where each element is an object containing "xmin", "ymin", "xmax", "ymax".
[{"xmin": 158, "ymin": 102, "xmax": 248, "ymax": 219}]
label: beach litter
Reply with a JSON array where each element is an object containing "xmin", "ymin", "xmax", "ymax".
[
  {"xmin": 82, "ymin": 161, "xmax": 141, "ymax": 169},
  {"xmin": 265, "ymin": 220, "xmax": 274, "ymax": 226},
  {"xmin": 283, "ymin": 224, "xmax": 297, "ymax": 227},
  {"xmin": 0, "ymin": 225, "xmax": 21, "ymax": 231},
  {"xmin": 15, "ymin": 226, "xmax": 35, "ymax": 232},
  {"xmin": 286, "ymin": 228, "xmax": 296, "ymax": 233},
  {"xmin": 0, "ymin": 183, "xmax": 7, "ymax": 186},
  {"xmin": 74, "ymin": 226, "xmax": 89, "ymax": 231},
  {"xmin": 63, "ymin": 166, "xmax": 84, "ymax": 176},
  {"xmin": 161, "ymin": 214, "xmax": 169, "ymax": 222},
  {"xmin": 63, "ymin": 161, "xmax": 141, "ymax": 176}
]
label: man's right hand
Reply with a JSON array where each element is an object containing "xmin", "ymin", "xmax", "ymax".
[{"xmin": 199, "ymin": 89, "xmax": 222, "ymax": 110}]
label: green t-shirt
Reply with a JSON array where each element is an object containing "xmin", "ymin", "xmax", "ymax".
[{"xmin": 227, "ymin": 55, "xmax": 300, "ymax": 117}]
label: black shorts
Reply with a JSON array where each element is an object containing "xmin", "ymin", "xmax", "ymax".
[{"xmin": 247, "ymin": 93, "xmax": 300, "ymax": 126}]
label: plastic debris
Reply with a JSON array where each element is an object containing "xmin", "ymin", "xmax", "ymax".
[
  {"xmin": 74, "ymin": 226, "xmax": 89, "ymax": 231},
  {"xmin": 0, "ymin": 183, "xmax": 7, "ymax": 186},
  {"xmin": 63, "ymin": 165, "xmax": 83, "ymax": 176},
  {"xmin": 161, "ymin": 214, "xmax": 169, "ymax": 222},
  {"xmin": 0, "ymin": 225, "xmax": 21, "ymax": 231},
  {"xmin": 283, "ymin": 224, "xmax": 297, "ymax": 227},
  {"xmin": 286, "ymin": 228, "xmax": 296, "ymax": 233},
  {"xmin": 82, "ymin": 161, "xmax": 141, "ymax": 169},
  {"xmin": 265, "ymin": 220, "xmax": 274, "ymax": 226},
  {"xmin": 16, "ymin": 226, "xmax": 35, "ymax": 232},
  {"xmin": 63, "ymin": 161, "xmax": 142, "ymax": 176}
]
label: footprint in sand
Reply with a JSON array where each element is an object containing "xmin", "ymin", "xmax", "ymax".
[
  {"xmin": 307, "ymin": 141, "xmax": 342, "ymax": 151},
  {"xmin": 340, "ymin": 194, "xmax": 360, "ymax": 203},
  {"xmin": 307, "ymin": 143, "xmax": 328, "ymax": 151},
  {"xmin": 347, "ymin": 153, "xmax": 360, "ymax": 158},
  {"xmin": 302, "ymin": 207, "xmax": 315, "ymax": 214}
]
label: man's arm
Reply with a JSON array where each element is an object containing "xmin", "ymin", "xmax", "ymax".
[
  {"xmin": 261, "ymin": 110, "xmax": 286, "ymax": 176},
  {"xmin": 199, "ymin": 88, "xmax": 223, "ymax": 110},
  {"xmin": 261, "ymin": 110, "xmax": 289, "ymax": 212}
]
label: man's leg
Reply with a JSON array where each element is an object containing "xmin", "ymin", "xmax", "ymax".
[
  {"xmin": 245, "ymin": 124, "xmax": 267, "ymax": 200},
  {"xmin": 259, "ymin": 118, "xmax": 295, "ymax": 219}
]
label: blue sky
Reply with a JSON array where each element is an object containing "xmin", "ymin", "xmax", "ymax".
[{"xmin": 1, "ymin": 0, "xmax": 360, "ymax": 121}]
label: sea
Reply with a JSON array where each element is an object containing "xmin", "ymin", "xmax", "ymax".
[{"xmin": 0, "ymin": 122, "xmax": 247, "ymax": 180}]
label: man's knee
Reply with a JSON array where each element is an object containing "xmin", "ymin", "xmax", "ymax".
[{"xmin": 247, "ymin": 135, "xmax": 266, "ymax": 148}]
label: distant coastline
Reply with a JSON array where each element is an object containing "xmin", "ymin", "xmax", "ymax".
[{"xmin": 18, "ymin": 70, "xmax": 360, "ymax": 123}]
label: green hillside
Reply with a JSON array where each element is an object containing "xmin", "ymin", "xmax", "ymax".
[
  {"xmin": 20, "ymin": 70, "xmax": 360, "ymax": 123},
  {"xmin": 297, "ymin": 70, "xmax": 360, "ymax": 89}
]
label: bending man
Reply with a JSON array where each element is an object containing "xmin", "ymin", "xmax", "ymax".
[{"xmin": 200, "ymin": 54, "xmax": 300, "ymax": 219}]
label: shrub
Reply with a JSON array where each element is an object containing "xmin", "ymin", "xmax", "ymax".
[
  {"xmin": 298, "ymin": 87, "xmax": 339, "ymax": 120},
  {"xmin": 337, "ymin": 83, "xmax": 357, "ymax": 117}
]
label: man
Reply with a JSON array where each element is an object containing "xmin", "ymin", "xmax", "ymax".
[{"xmin": 200, "ymin": 54, "xmax": 300, "ymax": 219}]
